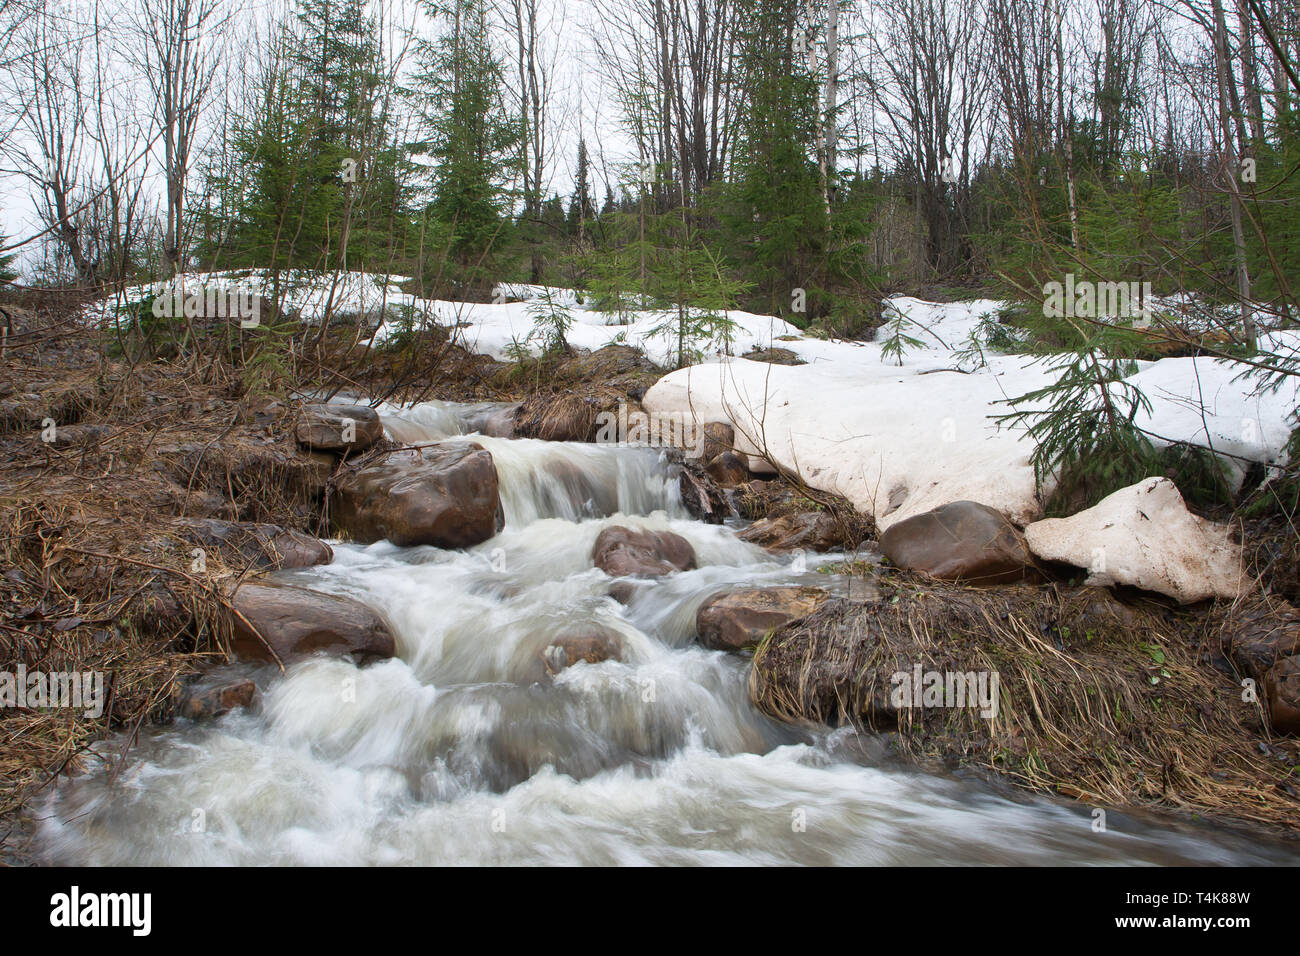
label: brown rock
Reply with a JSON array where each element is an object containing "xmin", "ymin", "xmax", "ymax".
[
  {"xmin": 695, "ymin": 421, "xmax": 735, "ymax": 461},
  {"xmin": 740, "ymin": 510, "xmax": 842, "ymax": 552},
  {"xmin": 227, "ymin": 582, "xmax": 395, "ymax": 664},
  {"xmin": 697, "ymin": 586, "xmax": 831, "ymax": 652},
  {"xmin": 592, "ymin": 526, "xmax": 696, "ymax": 578},
  {"xmin": 705, "ymin": 451, "xmax": 750, "ymax": 487},
  {"xmin": 481, "ymin": 404, "xmax": 519, "ymax": 438},
  {"xmin": 295, "ymin": 403, "xmax": 384, "ymax": 453},
  {"xmin": 879, "ymin": 500, "xmax": 1036, "ymax": 585},
  {"xmin": 333, "ymin": 442, "xmax": 502, "ymax": 548},
  {"xmin": 459, "ymin": 403, "xmax": 520, "ymax": 438},
  {"xmin": 1265, "ymin": 656, "xmax": 1300, "ymax": 736},
  {"xmin": 178, "ymin": 678, "xmax": 257, "ymax": 720},
  {"xmin": 525, "ymin": 631, "xmax": 624, "ymax": 682}
]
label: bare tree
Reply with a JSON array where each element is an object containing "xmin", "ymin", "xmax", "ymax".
[
  {"xmin": 867, "ymin": 0, "xmax": 990, "ymax": 276},
  {"xmin": 132, "ymin": 0, "xmax": 226, "ymax": 277},
  {"xmin": 3, "ymin": 4, "xmax": 98, "ymax": 282}
]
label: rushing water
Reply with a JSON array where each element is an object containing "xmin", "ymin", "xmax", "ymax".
[{"xmin": 35, "ymin": 401, "xmax": 1299, "ymax": 865}]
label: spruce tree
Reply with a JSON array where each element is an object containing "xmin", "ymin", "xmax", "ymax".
[{"xmin": 410, "ymin": 0, "xmax": 519, "ymax": 298}]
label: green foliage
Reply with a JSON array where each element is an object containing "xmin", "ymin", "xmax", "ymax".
[
  {"xmin": 877, "ymin": 306, "xmax": 926, "ymax": 366},
  {"xmin": 0, "ymin": 233, "xmax": 17, "ymax": 283},
  {"xmin": 722, "ymin": 0, "xmax": 828, "ymax": 320},
  {"xmin": 203, "ymin": 0, "xmax": 400, "ymax": 283},
  {"xmin": 525, "ymin": 287, "xmax": 573, "ymax": 356},
  {"xmin": 410, "ymin": 0, "xmax": 519, "ymax": 297},
  {"xmin": 996, "ymin": 344, "xmax": 1160, "ymax": 515}
]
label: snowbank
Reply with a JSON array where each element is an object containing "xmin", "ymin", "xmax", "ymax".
[
  {"xmin": 1023, "ymin": 477, "xmax": 1244, "ymax": 603},
  {"xmin": 86, "ymin": 274, "xmax": 1300, "ymax": 532},
  {"xmin": 85, "ymin": 269, "xmax": 408, "ymax": 328},
  {"xmin": 644, "ymin": 298, "xmax": 1300, "ymax": 529}
]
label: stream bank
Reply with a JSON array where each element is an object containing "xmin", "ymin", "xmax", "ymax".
[{"xmin": 1, "ymin": 304, "xmax": 1298, "ymax": 863}]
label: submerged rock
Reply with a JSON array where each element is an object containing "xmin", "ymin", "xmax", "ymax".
[
  {"xmin": 295, "ymin": 402, "xmax": 384, "ymax": 453},
  {"xmin": 593, "ymin": 526, "xmax": 696, "ymax": 578},
  {"xmin": 1024, "ymin": 477, "xmax": 1244, "ymax": 603},
  {"xmin": 462, "ymin": 403, "xmax": 520, "ymax": 438},
  {"xmin": 879, "ymin": 500, "xmax": 1036, "ymax": 584},
  {"xmin": 226, "ymin": 581, "xmax": 395, "ymax": 664},
  {"xmin": 333, "ymin": 442, "xmax": 502, "ymax": 548},
  {"xmin": 177, "ymin": 678, "xmax": 258, "ymax": 721},
  {"xmin": 524, "ymin": 631, "xmax": 624, "ymax": 683},
  {"xmin": 697, "ymin": 586, "xmax": 831, "ymax": 652}
]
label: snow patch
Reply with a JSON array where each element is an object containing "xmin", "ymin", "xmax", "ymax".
[{"xmin": 1023, "ymin": 477, "xmax": 1244, "ymax": 603}]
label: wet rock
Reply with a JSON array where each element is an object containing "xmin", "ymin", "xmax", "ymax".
[
  {"xmin": 226, "ymin": 582, "xmax": 394, "ymax": 664},
  {"xmin": 697, "ymin": 586, "xmax": 831, "ymax": 652},
  {"xmin": 295, "ymin": 403, "xmax": 384, "ymax": 453},
  {"xmin": 740, "ymin": 510, "xmax": 842, "ymax": 553},
  {"xmin": 333, "ymin": 442, "xmax": 502, "ymax": 548},
  {"xmin": 880, "ymin": 500, "xmax": 1036, "ymax": 585},
  {"xmin": 177, "ymin": 678, "xmax": 257, "ymax": 721},
  {"xmin": 457, "ymin": 403, "xmax": 521, "ymax": 439},
  {"xmin": 694, "ymin": 421, "xmax": 735, "ymax": 462},
  {"xmin": 705, "ymin": 451, "xmax": 750, "ymax": 487},
  {"xmin": 678, "ymin": 460, "xmax": 730, "ymax": 524},
  {"xmin": 593, "ymin": 526, "xmax": 696, "ymax": 578},
  {"xmin": 524, "ymin": 631, "xmax": 624, "ymax": 683},
  {"xmin": 1024, "ymin": 477, "xmax": 1244, "ymax": 603},
  {"xmin": 176, "ymin": 518, "xmax": 332, "ymax": 570},
  {"xmin": 1266, "ymin": 657, "xmax": 1300, "ymax": 735},
  {"xmin": 478, "ymin": 404, "xmax": 519, "ymax": 438}
]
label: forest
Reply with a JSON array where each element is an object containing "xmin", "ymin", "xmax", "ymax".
[{"xmin": 0, "ymin": 0, "xmax": 1299, "ymax": 876}]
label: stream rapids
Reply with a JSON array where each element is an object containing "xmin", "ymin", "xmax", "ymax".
[{"xmin": 34, "ymin": 401, "xmax": 1300, "ymax": 865}]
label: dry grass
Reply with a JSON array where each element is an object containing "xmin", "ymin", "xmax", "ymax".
[
  {"xmin": 0, "ymin": 300, "xmax": 347, "ymax": 858},
  {"xmin": 751, "ymin": 575, "xmax": 1300, "ymax": 830}
]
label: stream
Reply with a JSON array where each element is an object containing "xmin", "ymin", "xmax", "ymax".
[{"xmin": 34, "ymin": 401, "xmax": 1300, "ymax": 865}]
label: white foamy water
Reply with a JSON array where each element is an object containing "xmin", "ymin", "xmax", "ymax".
[{"xmin": 34, "ymin": 403, "xmax": 1299, "ymax": 865}]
